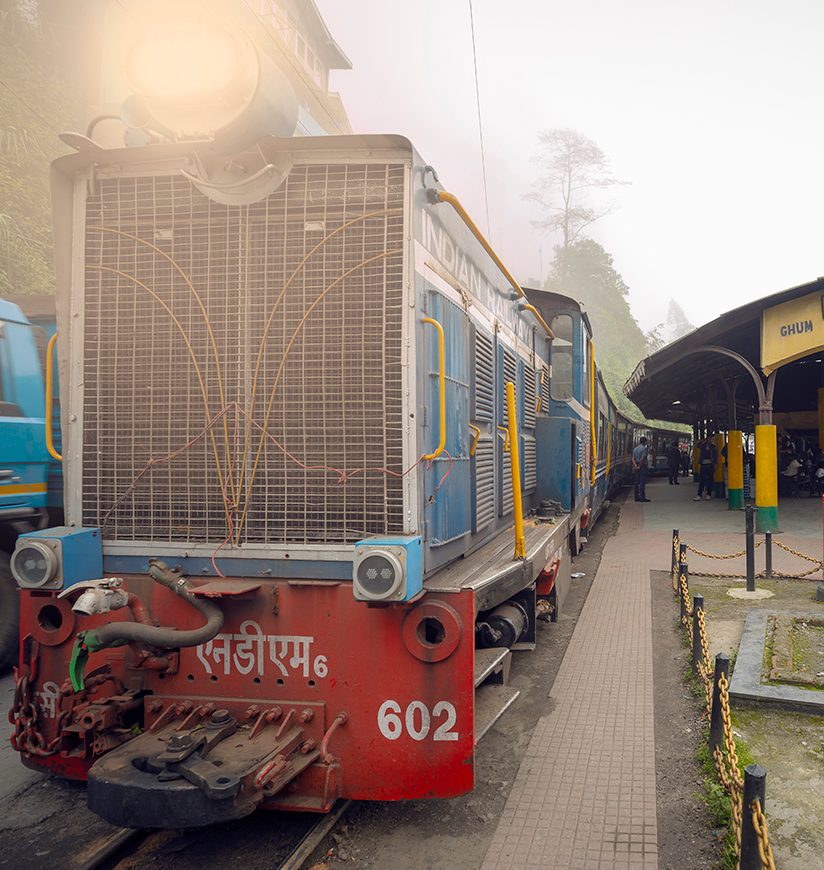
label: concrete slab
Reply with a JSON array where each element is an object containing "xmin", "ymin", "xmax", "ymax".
[{"xmin": 729, "ymin": 609, "xmax": 824, "ymax": 713}]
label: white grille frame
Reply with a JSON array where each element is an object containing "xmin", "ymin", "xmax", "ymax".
[{"xmin": 63, "ymin": 157, "xmax": 418, "ymax": 561}]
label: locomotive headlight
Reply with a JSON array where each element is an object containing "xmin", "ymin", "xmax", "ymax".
[
  {"xmin": 11, "ymin": 540, "xmax": 59, "ymax": 589},
  {"xmin": 355, "ymin": 551, "xmax": 404, "ymax": 601},
  {"xmin": 352, "ymin": 537, "xmax": 423, "ymax": 603},
  {"xmin": 125, "ymin": 19, "xmax": 260, "ymax": 139}
]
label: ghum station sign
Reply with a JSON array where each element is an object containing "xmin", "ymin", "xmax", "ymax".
[{"xmin": 761, "ymin": 290, "xmax": 824, "ymax": 374}]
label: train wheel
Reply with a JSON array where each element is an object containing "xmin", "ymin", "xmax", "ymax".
[{"xmin": 0, "ymin": 552, "xmax": 19, "ymax": 671}]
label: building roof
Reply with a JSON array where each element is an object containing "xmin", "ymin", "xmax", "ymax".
[{"xmin": 624, "ymin": 276, "xmax": 824, "ymax": 430}]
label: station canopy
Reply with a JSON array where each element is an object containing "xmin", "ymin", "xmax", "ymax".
[{"xmin": 624, "ymin": 277, "xmax": 824, "ymax": 432}]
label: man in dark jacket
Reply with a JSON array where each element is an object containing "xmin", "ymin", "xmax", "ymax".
[
  {"xmin": 666, "ymin": 443, "xmax": 681, "ymax": 485},
  {"xmin": 693, "ymin": 437, "xmax": 717, "ymax": 501}
]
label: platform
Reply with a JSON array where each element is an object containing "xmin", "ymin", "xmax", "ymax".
[{"xmin": 481, "ymin": 476, "xmax": 823, "ymax": 869}]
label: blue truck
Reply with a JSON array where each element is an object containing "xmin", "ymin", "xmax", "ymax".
[{"xmin": 0, "ymin": 295, "xmax": 61, "ymax": 668}]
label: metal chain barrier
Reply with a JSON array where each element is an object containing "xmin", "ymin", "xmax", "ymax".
[
  {"xmin": 674, "ymin": 536, "xmax": 778, "ymax": 869},
  {"xmin": 685, "ymin": 540, "xmax": 763, "ymax": 560},
  {"xmin": 751, "ymin": 799, "xmax": 777, "ymax": 870}
]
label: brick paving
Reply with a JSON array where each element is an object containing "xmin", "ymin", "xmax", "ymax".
[
  {"xmin": 482, "ymin": 522, "xmax": 657, "ymax": 869},
  {"xmin": 481, "ymin": 479, "xmax": 823, "ymax": 870}
]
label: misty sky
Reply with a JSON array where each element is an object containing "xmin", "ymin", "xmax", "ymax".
[{"xmin": 317, "ymin": 0, "xmax": 824, "ymax": 333}]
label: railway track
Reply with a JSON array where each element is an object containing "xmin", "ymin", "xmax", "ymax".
[{"xmin": 75, "ymin": 800, "xmax": 352, "ymax": 870}]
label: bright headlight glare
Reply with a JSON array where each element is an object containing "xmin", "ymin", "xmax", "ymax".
[
  {"xmin": 124, "ymin": 16, "xmax": 261, "ymax": 138},
  {"xmin": 127, "ymin": 24, "xmax": 244, "ymax": 101}
]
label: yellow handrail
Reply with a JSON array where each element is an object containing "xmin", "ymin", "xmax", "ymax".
[
  {"xmin": 519, "ymin": 303, "xmax": 555, "ymax": 339},
  {"xmin": 497, "ymin": 425, "xmax": 510, "ymax": 452},
  {"xmin": 432, "ymin": 190, "xmax": 524, "ymax": 299},
  {"xmin": 505, "ymin": 381, "xmax": 525, "ymax": 560},
  {"xmin": 45, "ymin": 332, "xmax": 62, "ymax": 461},
  {"xmin": 430, "ymin": 189, "xmax": 554, "ymax": 338},
  {"xmin": 469, "ymin": 423, "xmax": 481, "ymax": 457},
  {"xmin": 422, "ymin": 317, "xmax": 446, "ymax": 461}
]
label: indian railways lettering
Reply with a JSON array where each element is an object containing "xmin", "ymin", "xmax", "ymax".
[
  {"xmin": 196, "ymin": 620, "xmax": 329, "ymax": 679},
  {"xmin": 779, "ymin": 319, "xmax": 814, "ymax": 337}
]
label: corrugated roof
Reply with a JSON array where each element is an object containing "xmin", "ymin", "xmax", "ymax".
[{"xmin": 624, "ymin": 276, "xmax": 824, "ymax": 429}]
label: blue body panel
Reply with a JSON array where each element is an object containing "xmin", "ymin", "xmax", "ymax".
[{"xmin": 0, "ymin": 302, "xmax": 49, "ymax": 519}]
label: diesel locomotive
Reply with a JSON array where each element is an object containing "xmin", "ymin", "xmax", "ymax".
[{"xmin": 7, "ymin": 6, "xmax": 652, "ymax": 829}]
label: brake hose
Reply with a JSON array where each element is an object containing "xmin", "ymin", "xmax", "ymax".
[{"xmin": 69, "ymin": 560, "xmax": 224, "ymax": 691}]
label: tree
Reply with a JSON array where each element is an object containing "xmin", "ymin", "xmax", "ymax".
[
  {"xmin": 527, "ymin": 128, "xmax": 626, "ymax": 248},
  {"xmin": 0, "ymin": 1, "xmax": 82, "ymax": 295},
  {"xmin": 664, "ymin": 298, "xmax": 694, "ymax": 342}
]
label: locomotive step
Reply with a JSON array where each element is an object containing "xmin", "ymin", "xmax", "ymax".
[
  {"xmin": 473, "ymin": 647, "xmax": 511, "ymax": 687},
  {"xmin": 474, "ymin": 684, "xmax": 520, "ymax": 744}
]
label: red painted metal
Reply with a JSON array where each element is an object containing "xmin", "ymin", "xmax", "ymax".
[
  {"xmin": 536, "ymin": 559, "xmax": 559, "ymax": 597},
  {"xmin": 13, "ymin": 580, "xmax": 477, "ymax": 805},
  {"xmin": 190, "ymin": 580, "xmax": 261, "ymax": 597}
]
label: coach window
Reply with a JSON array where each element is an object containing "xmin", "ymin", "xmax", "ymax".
[{"xmin": 550, "ymin": 314, "xmax": 573, "ymax": 400}]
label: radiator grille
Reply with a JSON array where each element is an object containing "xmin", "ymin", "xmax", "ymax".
[
  {"xmin": 473, "ymin": 328, "xmax": 494, "ymax": 422},
  {"xmin": 81, "ymin": 164, "xmax": 407, "ymax": 545},
  {"xmin": 473, "ymin": 436, "xmax": 494, "ymax": 532},
  {"xmin": 523, "ymin": 365, "xmax": 536, "ymax": 429}
]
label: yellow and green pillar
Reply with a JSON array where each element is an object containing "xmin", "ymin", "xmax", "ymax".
[
  {"xmin": 727, "ymin": 430, "xmax": 743, "ymax": 510},
  {"xmin": 713, "ymin": 431, "xmax": 725, "ymax": 498},
  {"xmin": 755, "ymin": 424, "xmax": 779, "ymax": 532}
]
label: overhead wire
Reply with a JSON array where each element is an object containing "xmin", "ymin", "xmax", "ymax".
[{"xmin": 468, "ymin": 0, "xmax": 492, "ymax": 238}]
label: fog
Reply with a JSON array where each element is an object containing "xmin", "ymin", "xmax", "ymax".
[{"xmin": 317, "ymin": 0, "xmax": 824, "ymax": 332}]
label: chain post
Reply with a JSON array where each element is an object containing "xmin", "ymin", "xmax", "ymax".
[
  {"xmin": 710, "ymin": 652, "xmax": 729, "ymax": 753},
  {"xmin": 745, "ymin": 505, "xmax": 756, "ymax": 591},
  {"xmin": 680, "ymin": 564, "xmax": 689, "ymax": 621},
  {"xmin": 679, "ymin": 542, "xmax": 687, "ymax": 570},
  {"xmin": 672, "ymin": 529, "xmax": 679, "ymax": 589},
  {"xmin": 764, "ymin": 531, "xmax": 772, "ymax": 579},
  {"xmin": 740, "ymin": 764, "xmax": 767, "ymax": 870},
  {"xmin": 692, "ymin": 594, "xmax": 704, "ymax": 669}
]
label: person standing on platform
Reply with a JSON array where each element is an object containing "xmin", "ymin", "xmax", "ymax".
[
  {"xmin": 666, "ymin": 442, "xmax": 681, "ymax": 485},
  {"xmin": 679, "ymin": 447, "xmax": 690, "ymax": 477},
  {"xmin": 693, "ymin": 436, "xmax": 717, "ymax": 501},
  {"xmin": 632, "ymin": 437, "xmax": 650, "ymax": 502}
]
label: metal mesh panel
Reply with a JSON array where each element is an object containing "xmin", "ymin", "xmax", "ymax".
[
  {"xmin": 473, "ymin": 436, "xmax": 494, "ymax": 532},
  {"xmin": 81, "ymin": 164, "xmax": 407, "ymax": 545},
  {"xmin": 472, "ymin": 328, "xmax": 494, "ymax": 422}
]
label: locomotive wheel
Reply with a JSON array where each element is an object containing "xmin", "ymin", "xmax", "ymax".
[{"xmin": 0, "ymin": 551, "xmax": 19, "ymax": 671}]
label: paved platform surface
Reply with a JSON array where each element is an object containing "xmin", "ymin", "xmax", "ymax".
[
  {"xmin": 482, "ymin": 505, "xmax": 657, "ymax": 870},
  {"xmin": 481, "ymin": 477, "xmax": 823, "ymax": 869}
]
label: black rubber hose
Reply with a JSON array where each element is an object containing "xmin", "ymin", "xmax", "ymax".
[{"xmin": 93, "ymin": 560, "xmax": 224, "ymax": 649}]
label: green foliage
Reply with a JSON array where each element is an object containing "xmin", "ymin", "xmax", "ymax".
[
  {"xmin": 543, "ymin": 239, "xmax": 650, "ymax": 420},
  {"xmin": 0, "ymin": 3, "xmax": 79, "ymax": 296}
]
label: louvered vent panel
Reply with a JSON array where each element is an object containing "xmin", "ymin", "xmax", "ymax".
[
  {"xmin": 500, "ymin": 432, "xmax": 513, "ymax": 515},
  {"xmin": 523, "ymin": 435, "xmax": 537, "ymax": 493},
  {"xmin": 500, "ymin": 349, "xmax": 517, "ymax": 424},
  {"xmin": 473, "ymin": 329, "xmax": 494, "ymax": 422},
  {"xmin": 523, "ymin": 366, "xmax": 536, "ymax": 429},
  {"xmin": 540, "ymin": 365, "xmax": 549, "ymax": 414},
  {"xmin": 473, "ymin": 436, "xmax": 494, "ymax": 531},
  {"xmin": 82, "ymin": 165, "xmax": 406, "ymax": 545}
]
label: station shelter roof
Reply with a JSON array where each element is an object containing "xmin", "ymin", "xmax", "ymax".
[{"xmin": 624, "ymin": 276, "xmax": 824, "ymax": 432}]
